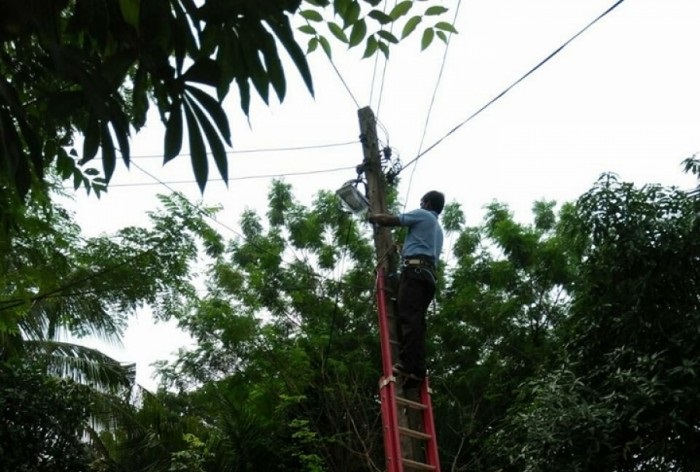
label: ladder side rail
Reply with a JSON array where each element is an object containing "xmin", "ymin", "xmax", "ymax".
[
  {"xmin": 375, "ymin": 268, "xmax": 395, "ymax": 378},
  {"xmin": 380, "ymin": 379, "xmax": 404, "ymax": 472},
  {"xmin": 420, "ymin": 377, "xmax": 441, "ymax": 470},
  {"xmin": 377, "ymin": 269, "xmax": 404, "ymax": 472}
]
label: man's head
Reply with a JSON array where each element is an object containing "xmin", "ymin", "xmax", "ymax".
[{"xmin": 420, "ymin": 191, "xmax": 445, "ymax": 215}]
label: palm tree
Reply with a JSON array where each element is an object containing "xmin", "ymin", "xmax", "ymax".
[{"xmin": 0, "ymin": 188, "xmax": 219, "ymax": 468}]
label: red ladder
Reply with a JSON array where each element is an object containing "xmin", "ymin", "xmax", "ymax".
[{"xmin": 376, "ymin": 268, "xmax": 441, "ymax": 472}]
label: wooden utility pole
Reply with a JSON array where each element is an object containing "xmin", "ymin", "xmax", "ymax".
[
  {"xmin": 358, "ymin": 106, "xmax": 399, "ymax": 356},
  {"xmin": 359, "ymin": 106, "xmax": 424, "ymax": 466},
  {"xmin": 358, "ymin": 107, "xmax": 395, "ymax": 275}
]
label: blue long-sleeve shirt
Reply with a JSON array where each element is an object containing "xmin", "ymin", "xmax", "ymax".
[{"xmin": 398, "ymin": 209, "xmax": 443, "ymax": 266}]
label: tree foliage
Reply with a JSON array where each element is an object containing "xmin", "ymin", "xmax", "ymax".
[
  {"xmin": 0, "ymin": 187, "xmax": 222, "ymax": 468},
  {"xmin": 86, "ymin": 168, "xmax": 700, "ymax": 471},
  {"xmin": 483, "ymin": 173, "xmax": 700, "ymax": 471},
  {"xmin": 0, "ymin": 0, "xmax": 452, "ymax": 203},
  {"xmin": 151, "ymin": 180, "xmax": 384, "ymax": 471},
  {"xmin": 0, "ymin": 362, "xmax": 94, "ymax": 472},
  {"xmin": 6, "ymin": 161, "xmax": 700, "ymax": 470}
]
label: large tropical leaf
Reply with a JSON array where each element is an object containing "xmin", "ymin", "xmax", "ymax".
[{"xmin": 25, "ymin": 340, "xmax": 135, "ymax": 392}]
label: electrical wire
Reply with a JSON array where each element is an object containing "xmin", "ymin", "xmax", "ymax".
[
  {"xmin": 127, "ymin": 160, "xmax": 372, "ymax": 297},
  {"xmin": 106, "ymin": 139, "xmax": 359, "ymax": 160},
  {"xmin": 403, "ymin": 0, "xmax": 462, "ymax": 210},
  {"xmin": 398, "ymin": 0, "xmax": 627, "ymax": 175},
  {"xmin": 100, "ymin": 165, "xmax": 358, "ymax": 188},
  {"xmin": 373, "ymin": 0, "xmax": 397, "ymax": 122},
  {"xmin": 326, "ymin": 54, "xmax": 361, "ymax": 109}
]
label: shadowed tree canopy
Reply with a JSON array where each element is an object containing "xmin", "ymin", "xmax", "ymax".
[{"xmin": 0, "ymin": 0, "xmax": 453, "ymax": 200}]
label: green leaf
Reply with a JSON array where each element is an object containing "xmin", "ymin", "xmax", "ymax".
[
  {"xmin": 170, "ymin": 2, "xmax": 189, "ymax": 74},
  {"xmin": 164, "ymin": 99, "xmax": 183, "ymax": 163},
  {"xmin": 389, "ymin": 1, "xmax": 413, "ymax": 20},
  {"xmin": 305, "ymin": 0, "xmax": 330, "ymax": 6},
  {"xmin": 436, "ymin": 30, "xmax": 447, "ymax": 44},
  {"xmin": 56, "ymin": 149, "xmax": 74, "ymax": 180},
  {"xmin": 236, "ymin": 76, "xmax": 251, "ymax": 115},
  {"xmin": 252, "ymin": 23, "xmax": 287, "ymax": 102},
  {"xmin": 425, "ymin": 6, "xmax": 449, "ymax": 16},
  {"xmin": 93, "ymin": 182, "xmax": 107, "ymax": 197},
  {"xmin": 183, "ymin": 101, "xmax": 208, "ymax": 192},
  {"xmin": 421, "ymin": 27, "xmax": 435, "ymax": 50},
  {"xmin": 333, "ymin": 0, "xmax": 352, "ymax": 17},
  {"xmin": 376, "ymin": 30, "xmax": 398, "ymax": 44},
  {"xmin": 307, "ymin": 37, "xmax": 319, "ymax": 53},
  {"xmin": 118, "ymin": 0, "xmax": 140, "ymax": 28},
  {"xmin": 401, "ymin": 15, "xmax": 422, "ymax": 39},
  {"xmin": 186, "ymin": 95, "xmax": 227, "ymax": 185},
  {"xmin": 73, "ymin": 169, "xmax": 82, "ymax": 190},
  {"xmin": 377, "ymin": 41, "xmax": 389, "ymax": 58},
  {"xmin": 182, "ymin": 59, "xmax": 221, "ymax": 88},
  {"xmin": 298, "ymin": 25, "xmax": 317, "ymax": 35},
  {"xmin": 362, "ymin": 35, "xmax": 378, "ymax": 58},
  {"xmin": 344, "ymin": 1, "xmax": 361, "ymax": 27},
  {"xmin": 266, "ymin": 13, "xmax": 314, "ymax": 96},
  {"xmin": 100, "ymin": 121, "xmax": 116, "ymax": 182},
  {"xmin": 46, "ymin": 91, "xmax": 84, "ymax": 121},
  {"xmin": 238, "ymin": 34, "xmax": 270, "ymax": 104},
  {"xmin": 328, "ymin": 22, "xmax": 348, "ymax": 43},
  {"xmin": 132, "ymin": 66, "xmax": 148, "ymax": 129},
  {"xmin": 299, "ymin": 9, "xmax": 323, "ymax": 21},
  {"xmin": 319, "ymin": 35, "xmax": 332, "ymax": 58},
  {"xmin": 435, "ymin": 21, "xmax": 458, "ymax": 33},
  {"xmin": 184, "ymin": 85, "xmax": 231, "ymax": 146},
  {"xmin": 82, "ymin": 116, "xmax": 100, "ymax": 163},
  {"xmin": 368, "ymin": 10, "xmax": 393, "ymax": 25},
  {"xmin": 109, "ymin": 108, "xmax": 131, "ymax": 168},
  {"xmin": 348, "ymin": 19, "xmax": 367, "ymax": 47},
  {"xmin": 217, "ymin": 32, "xmax": 238, "ymax": 99},
  {"xmin": 84, "ymin": 168, "xmax": 100, "ymax": 176}
]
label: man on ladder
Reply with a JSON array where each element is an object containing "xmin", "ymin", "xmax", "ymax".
[{"xmin": 368, "ymin": 190, "xmax": 445, "ymax": 383}]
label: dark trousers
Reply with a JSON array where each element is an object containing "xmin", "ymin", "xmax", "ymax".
[{"xmin": 396, "ymin": 267, "xmax": 436, "ymax": 377}]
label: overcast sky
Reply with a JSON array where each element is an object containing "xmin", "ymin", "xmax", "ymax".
[{"xmin": 65, "ymin": 0, "xmax": 700, "ymax": 390}]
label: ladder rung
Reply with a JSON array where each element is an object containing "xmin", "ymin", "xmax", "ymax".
[
  {"xmin": 396, "ymin": 395, "xmax": 428, "ymax": 410},
  {"xmin": 398, "ymin": 426, "xmax": 432, "ymax": 440},
  {"xmin": 402, "ymin": 458, "xmax": 437, "ymax": 471}
]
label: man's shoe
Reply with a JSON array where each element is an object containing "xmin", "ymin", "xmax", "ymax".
[{"xmin": 392, "ymin": 362, "xmax": 422, "ymax": 381}]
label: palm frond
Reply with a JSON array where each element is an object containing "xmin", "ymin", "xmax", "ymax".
[{"xmin": 24, "ymin": 339, "xmax": 135, "ymax": 393}]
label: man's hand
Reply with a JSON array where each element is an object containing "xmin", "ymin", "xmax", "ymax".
[{"xmin": 368, "ymin": 213, "xmax": 401, "ymax": 227}]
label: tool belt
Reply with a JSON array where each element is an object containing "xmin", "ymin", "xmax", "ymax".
[{"xmin": 402, "ymin": 256, "xmax": 435, "ymax": 271}]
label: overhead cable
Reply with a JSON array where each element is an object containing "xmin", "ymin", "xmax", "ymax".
[
  {"xmin": 404, "ymin": 0, "xmax": 462, "ymax": 209},
  {"xmin": 399, "ymin": 0, "xmax": 627, "ymax": 175},
  {"xmin": 102, "ymin": 165, "xmax": 358, "ymax": 188},
  {"xmin": 92, "ymin": 139, "xmax": 360, "ymax": 160}
]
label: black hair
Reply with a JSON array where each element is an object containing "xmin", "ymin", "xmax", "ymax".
[{"xmin": 422, "ymin": 190, "xmax": 445, "ymax": 215}]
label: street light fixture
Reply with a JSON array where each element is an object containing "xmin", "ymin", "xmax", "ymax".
[{"xmin": 336, "ymin": 179, "xmax": 370, "ymax": 215}]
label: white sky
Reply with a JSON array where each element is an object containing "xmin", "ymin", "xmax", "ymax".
[{"xmin": 65, "ymin": 0, "xmax": 700, "ymax": 390}]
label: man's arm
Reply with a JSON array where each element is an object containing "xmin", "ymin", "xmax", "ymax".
[{"xmin": 368, "ymin": 213, "xmax": 401, "ymax": 227}]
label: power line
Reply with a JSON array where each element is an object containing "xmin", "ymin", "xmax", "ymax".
[
  {"xmin": 102, "ymin": 165, "xmax": 358, "ymax": 188},
  {"xmin": 404, "ymin": 0, "xmax": 462, "ymax": 209},
  {"xmin": 399, "ymin": 0, "xmax": 627, "ymax": 175},
  {"xmin": 128, "ymin": 161, "xmax": 371, "ymax": 295},
  {"xmin": 325, "ymin": 53, "xmax": 362, "ymax": 109},
  {"xmin": 372, "ymin": 0, "xmax": 396, "ymax": 122},
  {"xmin": 128, "ymin": 161, "xmax": 329, "ymax": 287},
  {"xmin": 89, "ymin": 140, "xmax": 360, "ymax": 160}
]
